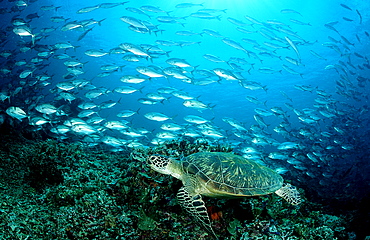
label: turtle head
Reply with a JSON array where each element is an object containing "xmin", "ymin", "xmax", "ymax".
[{"xmin": 148, "ymin": 154, "xmax": 173, "ymax": 175}]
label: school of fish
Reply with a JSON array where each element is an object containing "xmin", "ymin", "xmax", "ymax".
[{"xmin": 0, "ymin": 1, "xmax": 369, "ymax": 199}]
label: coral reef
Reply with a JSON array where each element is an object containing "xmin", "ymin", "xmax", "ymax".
[{"xmin": 0, "ymin": 132, "xmax": 356, "ymax": 239}]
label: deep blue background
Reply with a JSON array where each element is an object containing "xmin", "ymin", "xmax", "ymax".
[{"xmin": 1, "ymin": 1, "xmax": 370, "ymax": 232}]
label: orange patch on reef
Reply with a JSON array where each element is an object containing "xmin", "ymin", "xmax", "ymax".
[{"xmin": 207, "ymin": 206, "xmax": 223, "ymax": 221}]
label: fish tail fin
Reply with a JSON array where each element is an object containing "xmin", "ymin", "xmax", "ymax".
[
  {"xmin": 208, "ymin": 103, "xmax": 216, "ymax": 110},
  {"xmin": 244, "ymin": 50, "xmax": 250, "ymax": 57},
  {"xmin": 247, "ymin": 68, "xmax": 252, "ymax": 75},
  {"xmin": 31, "ymin": 34, "xmax": 35, "ymax": 46},
  {"xmin": 98, "ymin": 18, "xmax": 106, "ymax": 26}
]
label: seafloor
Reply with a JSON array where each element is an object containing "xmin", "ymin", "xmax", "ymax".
[{"xmin": 0, "ymin": 123, "xmax": 366, "ymax": 240}]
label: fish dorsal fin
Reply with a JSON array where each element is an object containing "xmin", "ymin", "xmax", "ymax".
[{"xmin": 177, "ymin": 186, "xmax": 218, "ymax": 239}]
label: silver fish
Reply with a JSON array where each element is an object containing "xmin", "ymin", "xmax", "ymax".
[
  {"xmin": 144, "ymin": 112, "xmax": 172, "ymax": 122},
  {"xmin": 6, "ymin": 106, "xmax": 27, "ymax": 121},
  {"xmin": 285, "ymin": 36, "xmax": 301, "ymax": 62}
]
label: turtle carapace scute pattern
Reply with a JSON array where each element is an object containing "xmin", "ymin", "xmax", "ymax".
[{"xmin": 148, "ymin": 152, "xmax": 302, "ymax": 238}]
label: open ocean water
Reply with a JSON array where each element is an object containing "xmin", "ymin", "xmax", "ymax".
[{"xmin": 0, "ymin": 0, "xmax": 369, "ymax": 239}]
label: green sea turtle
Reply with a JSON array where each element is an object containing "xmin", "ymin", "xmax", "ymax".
[{"xmin": 148, "ymin": 151, "xmax": 301, "ymax": 238}]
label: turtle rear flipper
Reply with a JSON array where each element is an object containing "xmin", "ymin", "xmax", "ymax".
[
  {"xmin": 275, "ymin": 183, "xmax": 302, "ymax": 205},
  {"xmin": 177, "ymin": 187, "xmax": 218, "ymax": 239}
]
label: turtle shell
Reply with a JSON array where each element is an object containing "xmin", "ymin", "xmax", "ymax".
[{"xmin": 181, "ymin": 152, "xmax": 283, "ymax": 197}]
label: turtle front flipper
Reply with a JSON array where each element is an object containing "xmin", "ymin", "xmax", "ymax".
[{"xmin": 177, "ymin": 187, "xmax": 218, "ymax": 239}]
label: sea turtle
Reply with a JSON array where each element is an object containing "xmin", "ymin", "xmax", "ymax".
[{"xmin": 148, "ymin": 151, "xmax": 301, "ymax": 238}]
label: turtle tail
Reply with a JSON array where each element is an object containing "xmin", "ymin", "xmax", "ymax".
[{"xmin": 275, "ymin": 183, "xmax": 302, "ymax": 205}]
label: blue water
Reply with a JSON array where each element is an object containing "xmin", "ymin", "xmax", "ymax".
[
  {"xmin": 1, "ymin": 0, "xmax": 370, "ymax": 238},
  {"xmin": 1, "ymin": 0, "xmax": 370, "ymax": 220}
]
